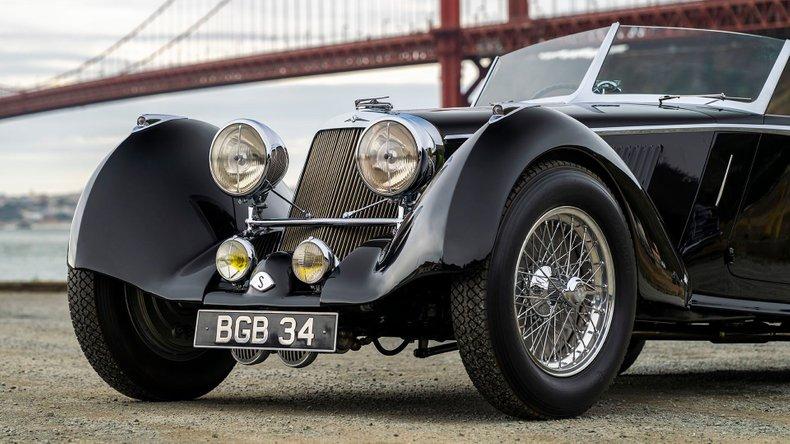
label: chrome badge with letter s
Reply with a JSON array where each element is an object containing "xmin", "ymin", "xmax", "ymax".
[{"xmin": 250, "ymin": 271, "xmax": 275, "ymax": 291}]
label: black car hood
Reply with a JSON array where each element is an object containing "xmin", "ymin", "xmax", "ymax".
[
  {"xmin": 403, "ymin": 107, "xmax": 493, "ymax": 138},
  {"xmin": 402, "ymin": 102, "xmax": 758, "ymax": 138}
]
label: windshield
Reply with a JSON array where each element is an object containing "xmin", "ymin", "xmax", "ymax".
[
  {"xmin": 594, "ymin": 26, "xmax": 785, "ymax": 100},
  {"xmin": 475, "ymin": 25, "xmax": 786, "ymax": 108},
  {"xmin": 475, "ymin": 28, "xmax": 608, "ymax": 104}
]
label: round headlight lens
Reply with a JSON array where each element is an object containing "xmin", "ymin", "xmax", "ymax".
[
  {"xmin": 215, "ymin": 237, "xmax": 255, "ymax": 282},
  {"xmin": 210, "ymin": 120, "xmax": 289, "ymax": 197},
  {"xmin": 355, "ymin": 120, "xmax": 421, "ymax": 196},
  {"xmin": 292, "ymin": 237, "xmax": 335, "ymax": 284},
  {"xmin": 210, "ymin": 123, "xmax": 268, "ymax": 196}
]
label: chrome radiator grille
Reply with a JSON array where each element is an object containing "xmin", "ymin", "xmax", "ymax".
[{"xmin": 280, "ymin": 128, "xmax": 398, "ymax": 259}]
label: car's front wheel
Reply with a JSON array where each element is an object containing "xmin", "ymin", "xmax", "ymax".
[
  {"xmin": 619, "ymin": 338, "xmax": 646, "ymax": 374},
  {"xmin": 451, "ymin": 161, "xmax": 637, "ymax": 419},
  {"xmin": 67, "ymin": 268, "xmax": 235, "ymax": 400}
]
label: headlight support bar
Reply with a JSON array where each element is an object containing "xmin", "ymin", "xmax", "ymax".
[{"xmin": 245, "ymin": 217, "xmax": 401, "ymax": 228}]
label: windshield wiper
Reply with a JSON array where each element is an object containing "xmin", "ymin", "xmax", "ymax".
[{"xmin": 658, "ymin": 93, "xmax": 753, "ymax": 106}]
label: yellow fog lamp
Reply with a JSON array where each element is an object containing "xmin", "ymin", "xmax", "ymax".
[
  {"xmin": 291, "ymin": 237, "xmax": 337, "ymax": 284},
  {"xmin": 215, "ymin": 237, "xmax": 256, "ymax": 282}
]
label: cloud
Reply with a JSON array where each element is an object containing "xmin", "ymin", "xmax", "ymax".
[{"xmin": 0, "ymin": 1, "xmax": 458, "ymax": 195}]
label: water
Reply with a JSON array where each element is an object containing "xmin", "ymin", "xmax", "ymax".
[{"xmin": 0, "ymin": 228, "xmax": 70, "ymax": 282}]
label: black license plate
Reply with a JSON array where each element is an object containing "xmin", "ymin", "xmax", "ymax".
[{"xmin": 193, "ymin": 310, "xmax": 338, "ymax": 352}]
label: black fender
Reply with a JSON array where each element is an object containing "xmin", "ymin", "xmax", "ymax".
[
  {"xmin": 322, "ymin": 106, "xmax": 689, "ymax": 308},
  {"xmin": 68, "ymin": 117, "xmax": 290, "ymax": 301}
]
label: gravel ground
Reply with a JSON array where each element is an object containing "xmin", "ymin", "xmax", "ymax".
[{"xmin": 1, "ymin": 291, "xmax": 789, "ymax": 443}]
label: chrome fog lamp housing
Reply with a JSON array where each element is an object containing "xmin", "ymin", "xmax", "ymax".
[
  {"xmin": 215, "ymin": 237, "xmax": 256, "ymax": 282},
  {"xmin": 291, "ymin": 237, "xmax": 337, "ymax": 284},
  {"xmin": 209, "ymin": 119, "xmax": 289, "ymax": 197},
  {"xmin": 355, "ymin": 117, "xmax": 436, "ymax": 197}
]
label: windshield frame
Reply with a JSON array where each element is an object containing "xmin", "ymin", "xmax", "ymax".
[{"xmin": 473, "ymin": 23, "xmax": 790, "ymax": 115}]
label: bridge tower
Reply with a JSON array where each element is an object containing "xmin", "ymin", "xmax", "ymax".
[
  {"xmin": 509, "ymin": 0, "xmax": 530, "ymax": 21},
  {"xmin": 436, "ymin": 0, "xmax": 463, "ymax": 108},
  {"xmin": 437, "ymin": 0, "xmax": 529, "ymax": 107}
]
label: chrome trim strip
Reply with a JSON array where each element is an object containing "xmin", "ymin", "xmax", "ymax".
[
  {"xmin": 689, "ymin": 293, "xmax": 790, "ymax": 316},
  {"xmin": 341, "ymin": 199, "xmax": 389, "ymax": 219},
  {"xmin": 471, "ymin": 56, "xmax": 499, "ymax": 107},
  {"xmin": 320, "ymin": 109, "xmax": 393, "ymax": 129},
  {"xmin": 247, "ymin": 217, "xmax": 402, "ymax": 227},
  {"xmin": 443, "ymin": 133, "xmax": 474, "ymax": 141},
  {"xmin": 569, "ymin": 23, "xmax": 620, "ymax": 103},
  {"xmin": 750, "ymin": 40, "xmax": 790, "ymax": 115},
  {"xmin": 715, "ymin": 154, "xmax": 734, "ymax": 207},
  {"xmin": 592, "ymin": 123, "xmax": 790, "ymax": 136}
]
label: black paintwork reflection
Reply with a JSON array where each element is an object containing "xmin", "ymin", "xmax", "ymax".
[
  {"xmin": 682, "ymin": 133, "xmax": 760, "ymax": 297},
  {"xmin": 648, "ymin": 132, "xmax": 714, "ymax": 244},
  {"xmin": 729, "ymin": 134, "xmax": 790, "ymax": 293},
  {"xmin": 600, "ymin": 131, "xmax": 714, "ymax": 246},
  {"xmin": 69, "ymin": 119, "xmax": 290, "ymax": 302},
  {"xmin": 405, "ymin": 107, "xmax": 492, "ymax": 137}
]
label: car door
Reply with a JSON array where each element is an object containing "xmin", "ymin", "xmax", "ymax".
[{"xmin": 728, "ymin": 132, "xmax": 790, "ymax": 298}]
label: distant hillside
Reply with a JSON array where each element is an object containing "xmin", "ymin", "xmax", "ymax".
[{"xmin": 0, "ymin": 193, "xmax": 80, "ymax": 229}]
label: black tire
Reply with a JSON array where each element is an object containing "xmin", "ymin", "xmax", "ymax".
[
  {"xmin": 67, "ymin": 268, "xmax": 235, "ymax": 400},
  {"xmin": 618, "ymin": 338, "xmax": 646, "ymax": 374},
  {"xmin": 451, "ymin": 161, "xmax": 637, "ymax": 419}
]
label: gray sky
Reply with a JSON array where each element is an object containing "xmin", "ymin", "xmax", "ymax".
[
  {"xmin": 0, "ymin": 0, "xmax": 677, "ymax": 195},
  {"xmin": 0, "ymin": 0, "xmax": 443, "ymax": 195}
]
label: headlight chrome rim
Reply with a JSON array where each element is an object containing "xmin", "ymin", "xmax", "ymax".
[
  {"xmin": 354, "ymin": 116, "xmax": 437, "ymax": 197},
  {"xmin": 209, "ymin": 119, "xmax": 289, "ymax": 197},
  {"xmin": 291, "ymin": 237, "xmax": 337, "ymax": 285},
  {"xmin": 215, "ymin": 236, "xmax": 256, "ymax": 282}
]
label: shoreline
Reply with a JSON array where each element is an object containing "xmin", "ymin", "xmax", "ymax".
[{"xmin": 0, "ymin": 281, "xmax": 66, "ymax": 292}]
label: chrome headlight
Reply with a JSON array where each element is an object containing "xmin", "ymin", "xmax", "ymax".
[
  {"xmin": 355, "ymin": 117, "xmax": 435, "ymax": 196},
  {"xmin": 215, "ymin": 237, "xmax": 256, "ymax": 282},
  {"xmin": 209, "ymin": 119, "xmax": 289, "ymax": 197}
]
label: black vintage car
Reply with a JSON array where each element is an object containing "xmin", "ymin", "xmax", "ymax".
[{"xmin": 68, "ymin": 24, "xmax": 790, "ymax": 418}]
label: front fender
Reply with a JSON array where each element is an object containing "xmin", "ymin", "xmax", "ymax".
[
  {"xmin": 68, "ymin": 118, "xmax": 290, "ymax": 301},
  {"xmin": 322, "ymin": 106, "xmax": 688, "ymax": 307}
]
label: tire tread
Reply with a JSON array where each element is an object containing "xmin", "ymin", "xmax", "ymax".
[
  {"xmin": 450, "ymin": 160, "xmax": 612, "ymax": 419},
  {"xmin": 67, "ymin": 268, "xmax": 156, "ymax": 400}
]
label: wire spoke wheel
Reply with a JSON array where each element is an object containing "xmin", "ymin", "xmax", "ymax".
[
  {"xmin": 452, "ymin": 162, "xmax": 636, "ymax": 418},
  {"xmin": 514, "ymin": 206, "xmax": 615, "ymax": 377}
]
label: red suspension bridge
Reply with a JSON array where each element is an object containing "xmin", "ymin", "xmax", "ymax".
[{"xmin": 1, "ymin": 0, "xmax": 789, "ymax": 119}]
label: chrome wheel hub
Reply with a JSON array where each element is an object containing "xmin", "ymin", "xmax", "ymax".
[{"xmin": 514, "ymin": 206, "xmax": 615, "ymax": 377}]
